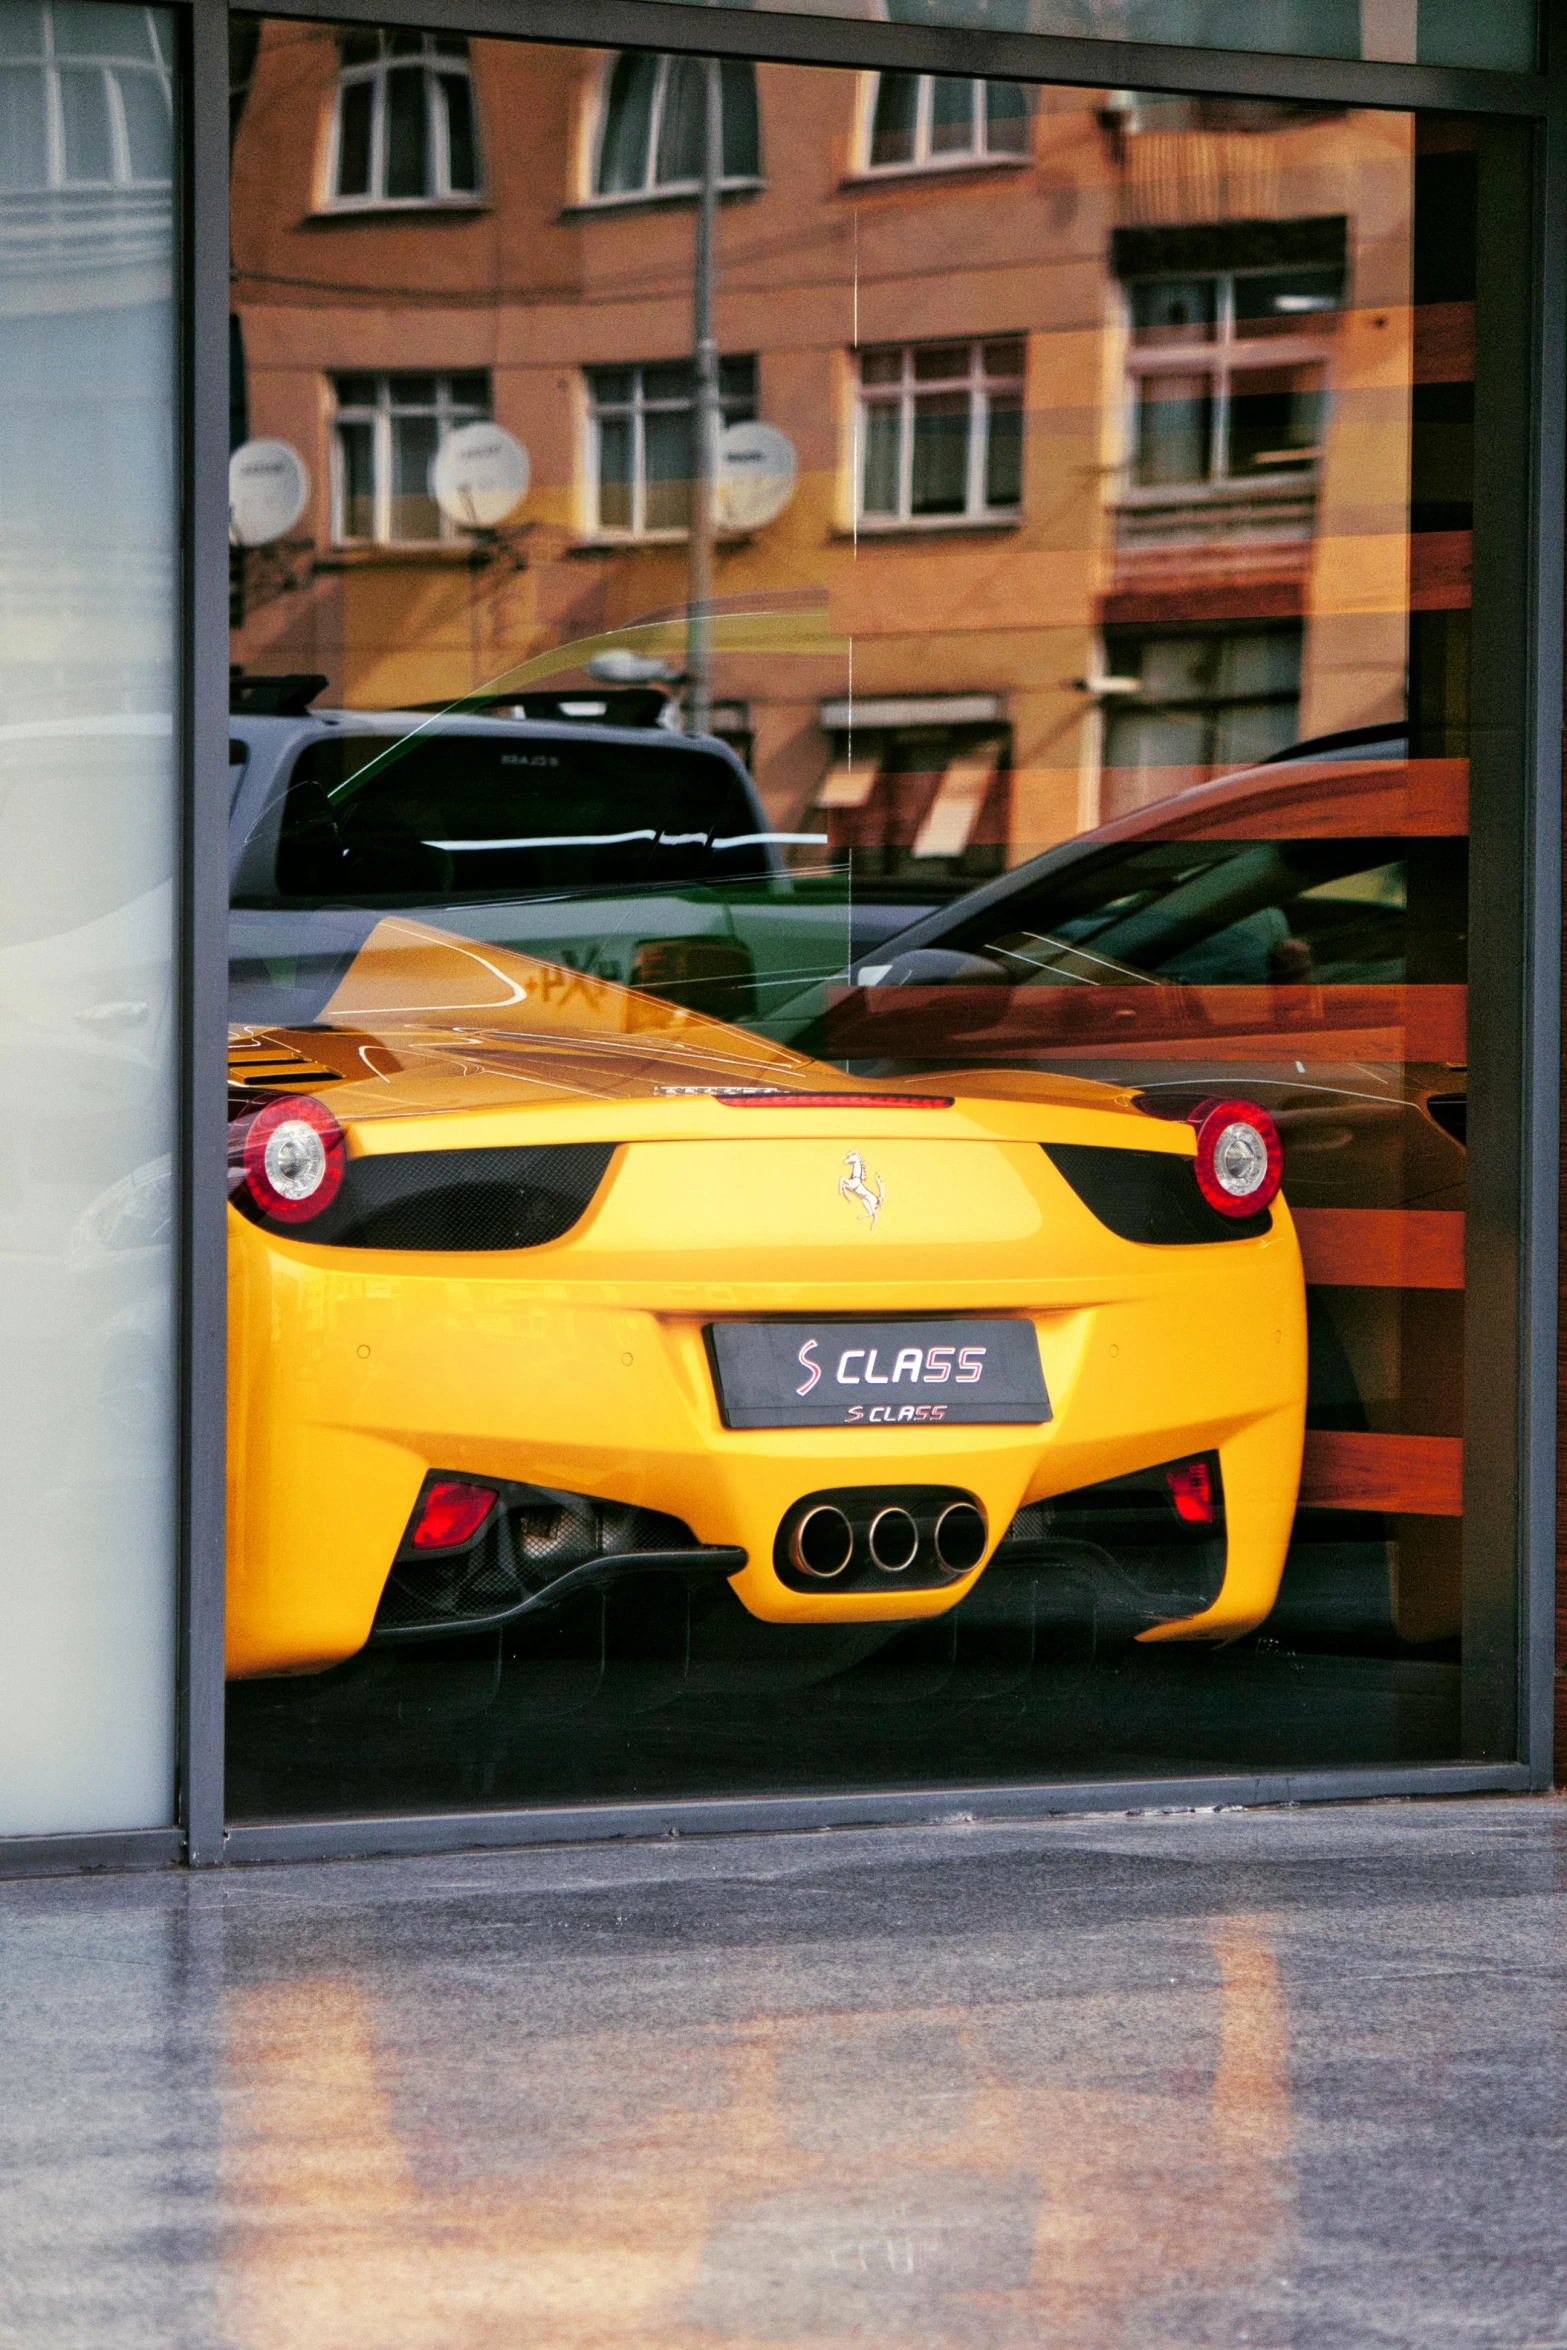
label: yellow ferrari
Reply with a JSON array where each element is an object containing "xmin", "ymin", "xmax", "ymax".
[{"xmin": 225, "ymin": 919, "xmax": 1306, "ymax": 1677}]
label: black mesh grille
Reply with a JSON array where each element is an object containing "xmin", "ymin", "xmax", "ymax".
[
  {"xmin": 373, "ymin": 1478, "xmax": 700, "ymax": 1636},
  {"xmin": 1043, "ymin": 1143, "xmax": 1270, "ymax": 1245},
  {"xmin": 236, "ymin": 1141, "xmax": 616, "ymax": 1251}
]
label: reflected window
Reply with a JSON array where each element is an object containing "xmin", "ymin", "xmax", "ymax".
[
  {"xmin": 814, "ymin": 724, "xmax": 1009, "ymax": 886},
  {"xmin": 0, "ymin": 0, "xmax": 172, "ymax": 192},
  {"xmin": 1101, "ymin": 625, "xmax": 1303, "ymax": 775},
  {"xmin": 257, "ymin": 729, "xmax": 773, "ymax": 908},
  {"xmin": 592, "ymin": 53, "xmax": 760, "ymax": 199},
  {"xmin": 926, "ymin": 836, "xmax": 1461, "ymax": 993},
  {"xmin": 327, "ymin": 28, "xmax": 480, "ymax": 208},
  {"xmin": 587, "ymin": 356, "xmax": 757, "ymax": 538},
  {"xmin": 332, "ymin": 369, "xmax": 490, "ymax": 542},
  {"xmin": 857, "ymin": 339, "xmax": 1024, "ymax": 526},
  {"xmin": 1125, "ymin": 261, "xmax": 1341, "ymax": 493},
  {"xmin": 863, "ymin": 73, "xmax": 1030, "ymax": 171}
]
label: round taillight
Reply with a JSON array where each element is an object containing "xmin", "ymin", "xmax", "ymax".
[
  {"xmin": 235, "ymin": 1095, "xmax": 345, "ymax": 1224},
  {"xmin": 1187, "ymin": 1098, "xmax": 1282, "ymax": 1219}
]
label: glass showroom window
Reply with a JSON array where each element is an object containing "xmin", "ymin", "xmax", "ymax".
[
  {"xmin": 587, "ymin": 357, "xmax": 757, "ymax": 536},
  {"xmin": 858, "ymin": 340, "xmax": 1024, "ymax": 527},
  {"xmin": 333, "ymin": 371, "xmax": 490, "ymax": 542},
  {"xmin": 221, "ymin": 28, "xmax": 1539, "ymax": 1839},
  {"xmin": 0, "ymin": 0, "xmax": 172, "ymax": 190},
  {"xmin": 328, "ymin": 29, "xmax": 480, "ymax": 207},
  {"xmin": 1125, "ymin": 265, "xmax": 1341, "ymax": 492},
  {"xmin": 593, "ymin": 53, "xmax": 759, "ymax": 198},
  {"xmin": 863, "ymin": 73, "xmax": 1029, "ymax": 170}
]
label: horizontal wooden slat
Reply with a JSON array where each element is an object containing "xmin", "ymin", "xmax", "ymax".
[
  {"xmin": 829, "ymin": 983, "xmax": 1467, "ymax": 1064},
  {"xmin": 1410, "ymin": 531, "xmax": 1472, "ymax": 612},
  {"xmin": 1294, "ymin": 1208, "xmax": 1464, "ymax": 1289},
  {"xmin": 1413, "ymin": 300, "xmax": 1475, "ymax": 384},
  {"xmin": 1299, "ymin": 1430, "xmax": 1463, "ymax": 1516},
  {"xmin": 1101, "ymin": 578, "xmax": 1304, "ymax": 627}
]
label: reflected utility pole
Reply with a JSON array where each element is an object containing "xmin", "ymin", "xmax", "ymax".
[{"xmin": 686, "ymin": 57, "xmax": 721, "ymax": 736}]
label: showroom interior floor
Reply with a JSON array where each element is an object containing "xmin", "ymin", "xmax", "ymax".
[{"xmin": 2, "ymin": 1795, "xmax": 1564, "ymax": 2349}]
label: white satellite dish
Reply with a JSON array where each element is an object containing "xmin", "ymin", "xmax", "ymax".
[
  {"xmin": 229, "ymin": 439, "xmax": 310, "ymax": 547},
  {"xmin": 587, "ymin": 650, "xmax": 675, "ymax": 684},
  {"xmin": 430, "ymin": 422, "xmax": 530, "ymax": 529},
  {"xmin": 717, "ymin": 422, "xmax": 797, "ymax": 531}
]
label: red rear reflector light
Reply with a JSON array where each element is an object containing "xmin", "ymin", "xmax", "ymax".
[
  {"xmin": 720, "ymin": 1092, "xmax": 954, "ymax": 1110},
  {"xmin": 1187, "ymin": 1097, "xmax": 1283, "ymax": 1219},
  {"xmin": 1166, "ymin": 1461, "xmax": 1215, "ymax": 1525},
  {"xmin": 232, "ymin": 1094, "xmax": 346, "ymax": 1224},
  {"xmin": 412, "ymin": 1481, "xmax": 498, "ymax": 1549}
]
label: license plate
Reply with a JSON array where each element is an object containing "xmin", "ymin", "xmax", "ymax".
[{"xmin": 707, "ymin": 1317, "xmax": 1051, "ymax": 1430}]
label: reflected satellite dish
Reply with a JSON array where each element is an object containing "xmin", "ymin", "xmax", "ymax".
[
  {"xmin": 229, "ymin": 439, "xmax": 310, "ymax": 547},
  {"xmin": 430, "ymin": 422, "xmax": 530, "ymax": 529},
  {"xmin": 587, "ymin": 650, "xmax": 675, "ymax": 684},
  {"xmin": 717, "ymin": 422, "xmax": 797, "ymax": 531}
]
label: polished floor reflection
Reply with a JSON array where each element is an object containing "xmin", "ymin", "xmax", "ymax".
[{"xmin": 3, "ymin": 1799, "xmax": 1564, "ymax": 2347}]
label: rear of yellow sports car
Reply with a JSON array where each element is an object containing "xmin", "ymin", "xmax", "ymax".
[{"xmin": 225, "ymin": 922, "xmax": 1306, "ymax": 1677}]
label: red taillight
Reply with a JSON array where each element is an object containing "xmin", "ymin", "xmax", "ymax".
[
  {"xmin": 1187, "ymin": 1098, "xmax": 1283, "ymax": 1219},
  {"xmin": 1166, "ymin": 1460, "xmax": 1215, "ymax": 1525},
  {"xmin": 411, "ymin": 1481, "xmax": 497, "ymax": 1550},
  {"xmin": 232, "ymin": 1095, "xmax": 346, "ymax": 1224}
]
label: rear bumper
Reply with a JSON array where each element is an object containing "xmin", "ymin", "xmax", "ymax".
[{"xmin": 372, "ymin": 1454, "xmax": 1228, "ymax": 1647}]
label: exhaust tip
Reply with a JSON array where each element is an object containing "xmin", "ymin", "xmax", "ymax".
[
  {"xmin": 867, "ymin": 1506, "xmax": 919, "ymax": 1574},
  {"xmin": 789, "ymin": 1504, "xmax": 855, "ymax": 1580},
  {"xmin": 933, "ymin": 1501, "xmax": 987, "ymax": 1576}
]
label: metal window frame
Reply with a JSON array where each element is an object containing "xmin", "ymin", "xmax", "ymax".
[
  {"xmin": 325, "ymin": 34, "xmax": 483, "ymax": 209},
  {"xmin": 44, "ymin": 15, "xmax": 178, "ymax": 189},
  {"xmin": 621, "ymin": 49, "xmax": 695, "ymax": 193},
  {"xmin": 0, "ymin": 0, "xmax": 1557, "ymax": 1881},
  {"xmin": 856, "ymin": 338, "xmax": 1025, "ymax": 527},
  {"xmin": 590, "ymin": 49, "xmax": 760, "ymax": 198},
  {"xmin": 330, "ymin": 368, "xmax": 493, "ymax": 543},
  {"xmin": 13, "ymin": 0, "xmax": 176, "ymax": 190},
  {"xmin": 1121, "ymin": 272, "xmax": 1337, "ymax": 497},
  {"xmin": 861, "ymin": 68, "xmax": 1016, "ymax": 173},
  {"xmin": 586, "ymin": 353, "xmax": 757, "ymax": 538},
  {"xmin": 1099, "ymin": 615, "xmax": 1307, "ymax": 771}
]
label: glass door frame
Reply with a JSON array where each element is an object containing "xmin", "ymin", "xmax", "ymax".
[{"xmin": 130, "ymin": 0, "xmax": 1567, "ymax": 1871}]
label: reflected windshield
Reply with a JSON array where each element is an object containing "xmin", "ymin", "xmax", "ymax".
[{"xmin": 243, "ymin": 729, "xmax": 779, "ymax": 904}]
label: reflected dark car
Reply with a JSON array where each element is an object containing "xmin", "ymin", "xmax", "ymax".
[
  {"xmin": 769, "ymin": 723, "xmax": 1468, "ymax": 1650},
  {"xmin": 774, "ymin": 722, "xmax": 1465, "ymax": 1210},
  {"xmin": 228, "ymin": 689, "xmax": 927, "ymax": 1031}
]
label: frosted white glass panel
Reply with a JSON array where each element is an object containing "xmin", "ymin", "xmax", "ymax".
[{"xmin": 0, "ymin": 0, "xmax": 176, "ymax": 1833}]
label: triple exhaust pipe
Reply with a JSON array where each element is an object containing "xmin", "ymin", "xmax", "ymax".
[{"xmin": 780, "ymin": 1486, "xmax": 988, "ymax": 1588}]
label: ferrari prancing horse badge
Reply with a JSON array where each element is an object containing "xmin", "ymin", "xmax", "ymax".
[{"xmin": 839, "ymin": 1152, "xmax": 884, "ymax": 1229}]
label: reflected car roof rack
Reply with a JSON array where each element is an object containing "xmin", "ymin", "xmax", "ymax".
[
  {"xmin": 407, "ymin": 687, "xmax": 674, "ymax": 729},
  {"xmin": 230, "ymin": 670, "xmax": 330, "ymax": 717}
]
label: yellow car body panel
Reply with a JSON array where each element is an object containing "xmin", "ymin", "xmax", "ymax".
[{"xmin": 226, "ymin": 920, "xmax": 1306, "ymax": 1677}]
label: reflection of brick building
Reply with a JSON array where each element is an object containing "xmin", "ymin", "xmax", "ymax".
[{"xmin": 229, "ymin": 26, "xmax": 1428, "ymax": 879}]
